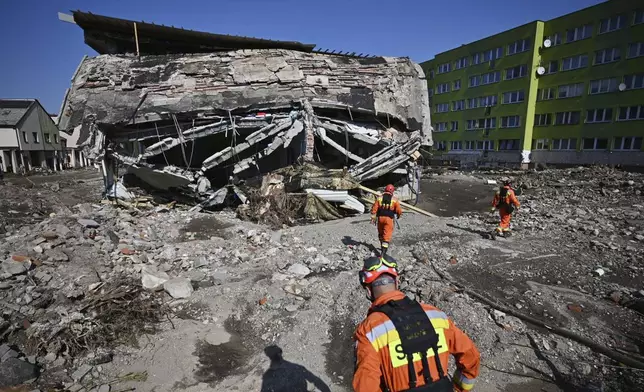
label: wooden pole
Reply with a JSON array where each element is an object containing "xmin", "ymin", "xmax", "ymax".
[
  {"xmin": 133, "ymin": 22, "xmax": 140, "ymax": 58},
  {"xmin": 358, "ymin": 184, "xmax": 438, "ymax": 218}
]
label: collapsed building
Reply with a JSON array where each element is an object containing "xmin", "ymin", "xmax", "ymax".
[{"xmin": 56, "ymin": 11, "xmax": 432, "ymax": 215}]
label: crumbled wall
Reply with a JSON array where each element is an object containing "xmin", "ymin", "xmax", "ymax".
[{"xmin": 57, "ymin": 49, "xmax": 432, "ymax": 145}]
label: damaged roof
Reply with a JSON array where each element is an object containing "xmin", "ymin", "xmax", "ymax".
[
  {"xmin": 0, "ymin": 99, "xmax": 36, "ymax": 127},
  {"xmin": 67, "ymin": 10, "xmax": 317, "ymax": 55}
]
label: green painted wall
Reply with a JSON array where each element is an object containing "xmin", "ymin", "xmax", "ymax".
[
  {"xmin": 534, "ymin": 0, "xmax": 644, "ymax": 151},
  {"xmin": 422, "ymin": 0, "xmax": 644, "ymax": 157}
]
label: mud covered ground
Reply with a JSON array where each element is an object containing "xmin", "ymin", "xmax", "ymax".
[{"xmin": 1, "ymin": 167, "xmax": 643, "ymax": 392}]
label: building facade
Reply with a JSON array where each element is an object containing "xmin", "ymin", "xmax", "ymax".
[
  {"xmin": 0, "ymin": 99, "xmax": 63, "ymax": 173},
  {"xmin": 422, "ymin": 0, "xmax": 644, "ymax": 167}
]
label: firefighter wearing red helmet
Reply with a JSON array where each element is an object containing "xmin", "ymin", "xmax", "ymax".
[
  {"xmin": 370, "ymin": 184, "xmax": 402, "ymax": 257},
  {"xmin": 353, "ymin": 256, "xmax": 481, "ymax": 392}
]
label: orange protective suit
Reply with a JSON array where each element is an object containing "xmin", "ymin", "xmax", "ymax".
[
  {"xmin": 370, "ymin": 193, "xmax": 402, "ymax": 251},
  {"xmin": 491, "ymin": 185, "xmax": 520, "ymax": 233},
  {"xmin": 353, "ymin": 290, "xmax": 481, "ymax": 392}
]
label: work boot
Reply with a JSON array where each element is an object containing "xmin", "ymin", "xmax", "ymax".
[{"xmin": 380, "ymin": 247, "xmax": 388, "ymax": 258}]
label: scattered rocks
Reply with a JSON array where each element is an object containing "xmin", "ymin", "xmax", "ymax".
[
  {"xmin": 287, "ymin": 263, "xmax": 311, "ymax": 277},
  {"xmin": 141, "ymin": 266, "xmax": 170, "ymax": 291},
  {"xmin": 78, "ymin": 219, "xmax": 100, "ymax": 228},
  {"xmin": 71, "ymin": 363, "xmax": 92, "ymax": 381},
  {"xmin": 1, "ymin": 258, "xmax": 30, "ymax": 276},
  {"xmin": 0, "ymin": 358, "xmax": 39, "ymax": 387},
  {"xmin": 163, "ymin": 278, "xmax": 194, "ymax": 299}
]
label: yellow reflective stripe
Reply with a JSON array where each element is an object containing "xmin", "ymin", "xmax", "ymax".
[
  {"xmin": 430, "ymin": 317, "xmax": 449, "ymax": 330},
  {"xmin": 389, "ymin": 328, "xmax": 448, "ymax": 368},
  {"xmin": 366, "ymin": 312, "xmax": 450, "ymax": 352},
  {"xmin": 453, "ymin": 369, "xmax": 476, "ymax": 390}
]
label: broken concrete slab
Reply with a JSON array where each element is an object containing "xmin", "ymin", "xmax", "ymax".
[
  {"xmin": 0, "ymin": 358, "xmax": 39, "ymax": 387},
  {"xmin": 163, "ymin": 278, "xmax": 194, "ymax": 299}
]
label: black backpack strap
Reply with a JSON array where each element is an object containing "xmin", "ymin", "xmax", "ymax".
[{"xmin": 371, "ymin": 297, "xmax": 445, "ymax": 389}]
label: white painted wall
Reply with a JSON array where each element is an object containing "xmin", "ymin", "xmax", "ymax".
[{"xmin": 0, "ymin": 127, "xmax": 19, "ymax": 148}]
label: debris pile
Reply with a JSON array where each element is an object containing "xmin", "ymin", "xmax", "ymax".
[{"xmin": 57, "ymin": 46, "xmax": 430, "ymax": 217}]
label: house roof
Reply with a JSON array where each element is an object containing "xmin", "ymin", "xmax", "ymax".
[
  {"xmin": 0, "ymin": 99, "xmax": 36, "ymax": 127},
  {"xmin": 69, "ymin": 10, "xmax": 317, "ymax": 55}
]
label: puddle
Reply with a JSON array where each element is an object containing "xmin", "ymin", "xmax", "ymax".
[
  {"xmin": 181, "ymin": 216, "xmax": 233, "ymax": 240},
  {"xmin": 324, "ymin": 315, "xmax": 356, "ymax": 387},
  {"xmin": 416, "ymin": 179, "xmax": 493, "ymax": 217},
  {"xmin": 193, "ymin": 317, "xmax": 250, "ymax": 384}
]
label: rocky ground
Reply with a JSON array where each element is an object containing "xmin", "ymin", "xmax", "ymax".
[{"xmin": 1, "ymin": 167, "xmax": 643, "ymax": 392}]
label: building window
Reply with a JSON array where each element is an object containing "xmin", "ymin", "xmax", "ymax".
[
  {"xmin": 618, "ymin": 105, "xmax": 644, "ymax": 121},
  {"xmin": 483, "ymin": 47, "xmax": 503, "ymax": 62},
  {"xmin": 555, "ymin": 111, "xmax": 581, "ymax": 125},
  {"xmin": 478, "ymin": 140, "xmax": 495, "ymax": 151},
  {"xmin": 499, "ymin": 139, "xmax": 521, "ymax": 150},
  {"xmin": 594, "ymin": 48, "xmax": 621, "ymax": 65},
  {"xmin": 464, "ymin": 141, "xmax": 476, "ymax": 150},
  {"xmin": 455, "ymin": 57, "xmax": 469, "ymax": 69},
  {"xmin": 437, "ymin": 63, "xmax": 452, "ymax": 74},
  {"xmin": 634, "ymin": 10, "xmax": 644, "ymax": 25},
  {"xmin": 532, "ymin": 139, "xmax": 549, "ymax": 150},
  {"xmin": 428, "ymin": 88, "xmax": 433, "ymax": 98},
  {"xmin": 429, "ymin": 70, "xmax": 435, "ymax": 80},
  {"xmin": 500, "ymin": 115, "xmax": 521, "ymax": 128},
  {"xmin": 537, "ymin": 88, "xmax": 555, "ymax": 101},
  {"xmin": 505, "ymin": 64, "xmax": 527, "ymax": 80},
  {"xmin": 435, "ymin": 103, "xmax": 450, "ymax": 113},
  {"xmin": 627, "ymin": 42, "xmax": 644, "ymax": 58},
  {"xmin": 435, "ymin": 122, "xmax": 448, "ymax": 132},
  {"xmin": 546, "ymin": 33, "xmax": 562, "ymax": 46},
  {"xmin": 624, "ymin": 74, "xmax": 644, "ymax": 90},
  {"xmin": 480, "ymin": 71, "xmax": 501, "ymax": 85},
  {"xmin": 453, "ymin": 79, "xmax": 461, "ymax": 91},
  {"xmin": 534, "ymin": 113, "xmax": 552, "ymax": 126},
  {"xmin": 467, "ymin": 98, "xmax": 479, "ymax": 109},
  {"xmin": 614, "ymin": 136, "xmax": 642, "ymax": 151},
  {"xmin": 566, "ymin": 24, "xmax": 593, "ymax": 42},
  {"xmin": 466, "ymin": 118, "xmax": 496, "ymax": 130},
  {"xmin": 450, "ymin": 141, "xmax": 462, "ymax": 150},
  {"xmin": 545, "ymin": 60, "xmax": 558, "ymax": 74},
  {"xmin": 561, "ymin": 54, "xmax": 589, "ymax": 71},
  {"xmin": 436, "ymin": 83, "xmax": 451, "ymax": 94},
  {"xmin": 507, "ymin": 39, "xmax": 530, "ymax": 55},
  {"xmin": 469, "ymin": 75, "xmax": 480, "ymax": 87},
  {"xmin": 557, "ymin": 83, "xmax": 584, "ymax": 98},
  {"xmin": 434, "ymin": 141, "xmax": 447, "ymax": 151},
  {"xmin": 22, "ymin": 131, "xmax": 28, "ymax": 143},
  {"xmin": 479, "ymin": 95, "xmax": 497, "ymax": 107},
  {"xmin": 589, "ymin": 78, "xmax": 617, "ymax": 94},
  {"xmin": 502, "ymin": 90, "xmax": 525, "ymax": 104},
  {"xmin": 472, "ymin": 53, "xmax": 482, "ymax": 65},
  {"xmin": 586, "ymin": 108, "xmax": 613, "ymax": 123},
  {"xmin": 450, "ymin": 121, "xmax": 459, "ymax": 131},
  {"xmin": 32, "ymin": 132, "xmax": 39, "ymax": 143},
  {"xmin": 582, "ymin": 138, "xmax": 609, "ymax": 150},
  {"xmin": 54, "ymin": 134, "xmax": 58, "ymax": 143},
  {"xmin": 452, "ymin": 100, "xmax": 466, "ymax": 111},
  {"xmin": 598, "ymin": 15, "xmax": 624, "ymax": 34},
  {"xmin": 44, "ymin": 133, "xmax": 51, "ymax": 143},
  {"xmin": 552, "ymin": 138, "xmax": 577, "ymax": 150}
]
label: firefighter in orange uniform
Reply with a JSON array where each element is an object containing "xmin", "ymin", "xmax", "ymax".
[
  {"xmin": 370, "ymin": 185, "xmax": 403, "ymax": 257},
  {"xmin": 353, "ymin": 256, "xmax": 480, "ymax": 392},
  {"xmin": 491, "ymin": 177, "xmax": 520, "ymax": 237}
]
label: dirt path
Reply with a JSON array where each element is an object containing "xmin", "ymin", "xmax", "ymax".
[{"xmin": 1, "ymin": 168, "xmax": 642, "ymax": 391}]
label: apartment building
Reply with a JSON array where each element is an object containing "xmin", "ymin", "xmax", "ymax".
[
  {"xmin": 0, "ymin": 99, "xmax": 63, "ymax": 173},
  {"xmin": 422, "ymin": 0, "xmax": 644, "ymax": 167}
]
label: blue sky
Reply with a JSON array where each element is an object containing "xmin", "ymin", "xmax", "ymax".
[{"xmin": 0, "ymin": 0, "xmax": 604, "ymax": 113}]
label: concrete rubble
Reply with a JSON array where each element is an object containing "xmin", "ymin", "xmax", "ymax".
[
  {"xmin": 0, "ymin": 167, "xmax": 642, "ymax": 390},
  {"xmin": 57, "ymin": 48, "xmax": 430, "ymax": 219}
]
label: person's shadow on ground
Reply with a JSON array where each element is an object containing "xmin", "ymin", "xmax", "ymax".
[
  {"xmin": 341, "ymin": 235, "xmax": 378, "ymax": 253},
  {"xmin": 260, "ymin": 345, "xmax": 331, "ymax": 392}
]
